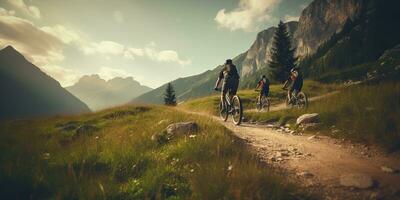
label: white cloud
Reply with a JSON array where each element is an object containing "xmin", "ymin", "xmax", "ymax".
[
  {"xmin": 40, "ymin": 64, "xmax": 82, "ymax": 87},
  {"xmin": 98, "ymin": 66, "xmax": 133, "ymax": 80},
  {"xmin": 215, "ymin": 0, "xmax": 280, "ymax": 32},
  {"xmin": 81, "ymin": 41, "xmax": 125, "ymax": 56},
  {"xmin": 41, "ymin": 25, "xmax": 82, "ymax": 45},
  {"xmin": 113, "ymin": 10, "xmax": 124, "ymax": 24},
  {"xmin": 144, "ymin": 46, "xmax": 191, "ymax": 66},
  {"xmin": 80, "ymin": 41, "xmax": 190, "ymax": 66},
  {"xmin": 0, "ymin": 7, "xmax": 15, "ymax": 16},
  {"xmin": 284, "ymin": 15, "xmax": 299, "ymax": 22},
  {"xmin": 0, "ymin": 13, "xmax": 64, "ymax": 66},
  {"xmin": 7, "ymin": 0, "xmax": 41, "ymax": 19}
]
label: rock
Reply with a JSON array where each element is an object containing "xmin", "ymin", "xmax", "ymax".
[
  {"xmin": 381, "ymin": 166, "xmax": 397, "ymax": 174},
  {"xmin": 307, "ymin": 135, "xmax": 318, "ymax": 140},
  {"xmin": 56, "ymin": 121, "xmax": 80, "ymax": 131},
  {"xmin": 151, "ymin": 132, "xmax": 169, "ymax": 145},
  {"xmin": 158, "ymin": 119, "xmax": 168, "ymax": 125},
  {"xmin": 340, "ymin": 173, "xmax": 374, "ymax": 189},
  {"xmin": 76, "ymin": 124, "xmax": 99, "ymax": 136},
  {"xmin": 166, "ymin": 122, "xmax": 199, "ymax": 135},
  {"xmin": 297, "ymin": 171, "xmax": 314, "ymax": 178},
  {"xmin": 296, "ymin": 113, "xmax": 320, "ymax": 125}
]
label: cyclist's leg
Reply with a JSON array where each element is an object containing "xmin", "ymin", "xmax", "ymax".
[{"xmin": 221, "ymin": 82, "xmax": 228, "ymax": 108}]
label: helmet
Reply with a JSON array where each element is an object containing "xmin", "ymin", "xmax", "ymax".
[
  {"xmin": 261, "ymin": 75, "xmax": 266, "ymax": 79},
  {"xmin": 290, "ymin": 68, "xmax": 296, "ymax": 73},
  {"xmin": 225, "ymin": 59, "xmax": 233, "ymax": 64}
]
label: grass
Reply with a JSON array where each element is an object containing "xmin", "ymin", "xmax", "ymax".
[
  {"xmin": 245, "ymin": 82, "xmax": 400, "ymax": 151},
  {"xmin": 0, "ymin": 105, "xmax": 311, "ymax": 199},
  {"xmin": 180, "ymin": 80, "xmax": 340, "ymax": 115}
]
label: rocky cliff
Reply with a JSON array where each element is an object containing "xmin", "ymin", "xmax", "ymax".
[{"xmin": 294, "ymin": 0, "xmax": 364, "ymax": 57}]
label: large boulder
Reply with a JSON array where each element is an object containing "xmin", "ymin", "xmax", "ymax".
[
  {"xmin": 166, "ymin": 122, "xmax": 199, "ymax": 136},
  {"xmin": 296, "ymin": 113, "xmax": 320, "ymax": 125},
  {"xmin": 339, "ymin": 173, "xmax": 374, "ymax": 189}
]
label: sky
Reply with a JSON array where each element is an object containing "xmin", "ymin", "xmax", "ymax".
[{"xmin": 0, "ymin": 0, "xmax": 312, "ymax": 88}]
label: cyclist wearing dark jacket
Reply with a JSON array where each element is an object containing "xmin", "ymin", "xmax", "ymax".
[
  {"xmin": 255, "ymin": 75, "xmax": 270, "ymax": 104},
  {"xmin": 214, "ymin": 59, "xmax": 240, "ymax": 107},
  {"xmin": 283, "ymin": 68, "xmax": 303, "ymax": 102}
]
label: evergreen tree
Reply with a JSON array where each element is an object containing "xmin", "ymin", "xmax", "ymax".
[
  {"xmin": 164, "ymin": 83, "xmax": 177, "ymax": 106},
  {"xmin": 268, "ymin": 21, "xmax": 297, "ymax": 82}
]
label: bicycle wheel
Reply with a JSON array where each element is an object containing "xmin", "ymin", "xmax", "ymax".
[
  {"xmin": 297, "ymin": 92, "xmax": 308, "ymax": 109},
  {"xmin": 258, "ymin": 96, "xmax": 269, "ymax": 112},
  {"xmin": 265, "ymin": 97, "xmax": 270, "ymax": 112},
  {"xmin": 219, "ymin": 100, "xmax": 228, "ymax": 121},
  {"xmin": 231, "ymin": 95, "xmax": 243, "ymax": 125}
]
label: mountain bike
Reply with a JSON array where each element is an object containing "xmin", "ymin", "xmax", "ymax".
[
  {"xmin": 284, "ymin": 89, "xmax": 308, "ymax": 109},
  {"xmin": 215, "ymin": 88, "xmax": 243, "ymax": 125},
  {"xmin": 255, "ymin": 90, "xmax": 270, "ymax": 112}
]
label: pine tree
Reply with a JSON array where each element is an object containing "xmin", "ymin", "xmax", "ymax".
[
  {"xmin": 164, "ymin": 83, "xmax": 177, "ymax": 106},
  {"xmin": 268, "ymin": 21, "xmax": 297, "ymax": 82}
]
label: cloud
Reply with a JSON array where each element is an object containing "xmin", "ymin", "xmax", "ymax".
[
  {"xmin": 284, "ymin": 15, "xmax": 299, "ymax": 22},
  {"xmin": 0, "ymin": 7, "xmax": 15, "ymax": 16},
  {"xmin": 98, "ymin": 66, "xmax": 133, "ymax": 80},
  {"xmin": 81, "ymin": 41, "xmax": 190, "ymax": 66},
  {"xmin": 41, "ymin": 25, "xmax": 82, "ymax": 45},
  {"xmin": 40, "ymin": 64, "xmax": 82, "ymax": 87},
  {"xmin": 91, "ymin": 41, "xmax": 125, "ymax": 55},
  {"xmin": 215, "ymin": 0, "xmax": 280, "ymax": 32},
  {"xmin": 0, "ymin": 13, "xmax": 65, "ymax": 66},
  {"xmin": 143, "ymin": 45, "xmax": 191, "ymax": 66},
  {"xmin": 113, "ymin": 10, "xmax": 124, "ymax": 24},
  {"xmin": 7, "ymin": 0, "xmax": 41, "ymax": 19}
]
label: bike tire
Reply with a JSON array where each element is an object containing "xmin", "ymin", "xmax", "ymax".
[
  {"xmin": 231, "ymin": 96, "xmax": 243, "ymax": 125},
  {"xmin": 219, "ymin": 101, "xmax": 228, "ymax": 122},
  {"xmin": 297, "ymin": 92, "xmax": 308, "ymax": 109}
]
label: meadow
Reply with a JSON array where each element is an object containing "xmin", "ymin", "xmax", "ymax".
[{"xmin": 0, "ymin": 105, "xmax": 311, "ymax": 199}]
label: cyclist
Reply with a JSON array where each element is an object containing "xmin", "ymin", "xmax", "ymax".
[
  {"xmin": 255, "ymin": 75, "xmax": 270, "ymax": 105},
  {"xmin": 214, "ymin": 59, "xmax": 240, "ymax": 111},
  {"xmin": 283, "ymin": 68, "xmax": 303, "ymax": 104}
]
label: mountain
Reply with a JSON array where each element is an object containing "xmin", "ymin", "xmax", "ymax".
[
  {"xmin": 294, "ymin": 0, "xmax": 365, "ymax": 57},
  {"xmin": 299, "ymin": 0, "xmax": 400, "ymax": 78},
  {"xmin": 66, "ymin": 75, "xmax": 151, "ymax": 110},
  {"xmin": 0, "ymin": 46, "xmax": 90, "ymax": 120},
  {"xmin": 134, "ymin": 0, "xmax": 397, "ymax": 104}
]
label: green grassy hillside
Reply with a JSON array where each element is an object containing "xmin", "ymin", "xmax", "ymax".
[{"xmin": 0, "ymin": 105, "xmax": 310, "ymax": 199}]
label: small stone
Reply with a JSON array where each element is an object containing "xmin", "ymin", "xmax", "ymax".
[
  {"xmin": 296, "ymin": 171, "xmax": 314, "ymax": 178},
  {"xmin": 381, "ymin": 166, "xmax": 396, "ymax": 173},
  {"xmin": 166, "ymin": 122, "xmax": 199, "ymax": 135},
  {"xmin": 340, "ymin": 173, "xmax": 374, "ymax": 189},
  {"xmin": 296, "ymin": 113, "xmax": 320, "ymax": 125},
  {"xmin": 307, "ymin": 135, "xmax": 318, "ymax": 140}
]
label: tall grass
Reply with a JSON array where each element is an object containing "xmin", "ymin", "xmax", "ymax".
[
  {"xmin": 245, "ymin": 82, "xmax": 400, "ymax": 151},
  {"xmin": 0, "ymin": 106, "xmax": 310, "ymax": 199}
]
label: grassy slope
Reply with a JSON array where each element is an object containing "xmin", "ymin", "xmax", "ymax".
[
  {"xmin": 245, "ymin": 82, "xmax": 400, "ymax": 151},
  {"xmin": 0, "ymin": 106, "xmax": 309, "ymax": 199},
  {"xmin": 180, "ymin": 80, "xmax": 339, "ymax": 115}
]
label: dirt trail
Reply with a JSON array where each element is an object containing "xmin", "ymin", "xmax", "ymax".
[{"xmin": 180, "ymin": 93, "xmax": 400, "ymax": 200}]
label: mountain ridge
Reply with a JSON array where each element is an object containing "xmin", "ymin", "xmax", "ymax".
[
  {"xmin": 0, "ymin": 46, "xmax": 90, "ymax": 120},
  {"xmin": 67, "ymin": 74, "xmax": 151, "ymax": 110}
]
